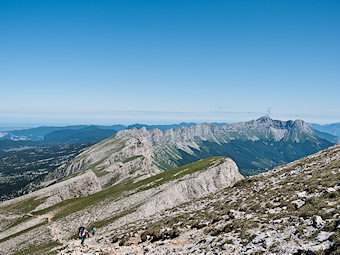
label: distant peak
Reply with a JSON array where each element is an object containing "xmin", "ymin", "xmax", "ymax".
[{"xmin": 256, "ymin": 116, "xmax": 273, "ymax": 122}]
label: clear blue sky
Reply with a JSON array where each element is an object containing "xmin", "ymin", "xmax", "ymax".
[{"xmin": 1, "ymin": 0, "xmax": 339, "ymax": 126}]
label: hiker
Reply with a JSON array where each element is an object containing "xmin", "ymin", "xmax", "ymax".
[
  {"xmin": 91, "ymin": 226, "xmax": 97, "ymax": 236},
  {"xmin": 79, "ymin": 226, "xmax": 86, "ymax": 245}
]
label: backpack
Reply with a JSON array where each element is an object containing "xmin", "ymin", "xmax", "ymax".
[{"xmin": 79, "ymin": 227, "xmax": 86, "ymax": 237}]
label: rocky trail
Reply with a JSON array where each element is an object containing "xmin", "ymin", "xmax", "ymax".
[
  {"xmin": 83, "ymin": 144, "xmax": 339, "ymax": 255},
  {"xmin": 27, "ymin": 213, "xmax": 68, "ymax": 247},
  {"xmin": 27, "ymin": 212, "xmax": 54, "ymax": 223}
]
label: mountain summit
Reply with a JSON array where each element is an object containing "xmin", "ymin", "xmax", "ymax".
[{"xmin": 45, "ymin": 117, "xmax": 332, "ymax": 186}]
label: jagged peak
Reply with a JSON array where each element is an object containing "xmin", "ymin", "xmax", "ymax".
[
  {"xmin": 256, "ymin": 115, "xmax": 273, "ymax": 122},
  {"xmin": 254, "ymin": 116, "xmax": 311, "ymax": 130}
]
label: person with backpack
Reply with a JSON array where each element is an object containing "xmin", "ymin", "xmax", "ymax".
[
  {"xmin": 78, "ymin": 226, "xmax": 86, "ymax": 245},
  {"xmin": 91, "ymin": 226, "xmax": 97, "ymax": 236}
]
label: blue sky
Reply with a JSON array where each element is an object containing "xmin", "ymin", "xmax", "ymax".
[{"xmin": 1, "ymin": 0, "xmax": 339, "ymax": 126}]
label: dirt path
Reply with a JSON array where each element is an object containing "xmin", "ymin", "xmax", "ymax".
[
  {"xmin": 48, "ymin": 223, "xmax": 68, "ymax": 245},
  {"xmin": 27, "ymin": 213, "xmax": 67, "ymax": 246},
  {"xmin": 30, "ymin": 213, "xmax": 54, "ymax": 223}
]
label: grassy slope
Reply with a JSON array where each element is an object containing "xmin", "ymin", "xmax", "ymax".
[
  {"xmin": 117, "ymin": 145, "xmax": 339, "ymax": 254},
  {"xmin": 0, "ymin": 156, "xmax": 227, "ymax": 254},
  {"xmin": 32, "ymin": 156, "xmax": 226, "ymax": 220}
]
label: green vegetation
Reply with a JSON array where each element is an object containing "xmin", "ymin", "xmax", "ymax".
[
  {"xmin": 137, "ymin": 157, "xmax": 225, "ymax": 192},
  {"xmin": 0, "ymin": 143, "xmax": 90, "ymax": 200},
  {"xmin": 13, "ymin": 240, "xmax": 60, "ymax": 255},
  {"xmin": 112, "ymin": 146, "xmax": 339, "ymax": 250},
  {"xmin": 122, "ymin": 155, "xmax": 144, "ymax": 163},
  {"xmin": 86, "ymin": 158, "xmax": 106, "ymax": 171},
  {"xmin": 172, "ymin": 139, "xmax": 332, "ymax": 176},
  {"xmin": 56, "ymin": 170, "xmax": 84, "ymax": 183},
  {"xmin": 140, "ymin": 226, "xmax": 179, "ymax": 242},
  {"xmin": 0, "ymin": 219, "xmax": 48, "ymax": 244},
  {"xmin": 94, "ymin": 207, "xmax": 139, "ymax": 230},
  {"xmin": 1, "ymin": 215, "xmax": 31, "ymax": 232},
  {"xmin": 0, "ymin": 197, "xmax": 46, "ymax": 214},
  {"xmin": 153, "ymin": 160, "xmax": 175, "ymax": 171},
  {"xmin": 32, "ymin": 178, "xmax": 139, "ymax": 220},
  {"xmin": 32, "ymin": 157, "xmax": 225, "ymax": 220}
]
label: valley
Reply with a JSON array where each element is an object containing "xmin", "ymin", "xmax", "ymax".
[{"xmin": 0, "ymin": 143, "xmax": 91, "ymax": 201}]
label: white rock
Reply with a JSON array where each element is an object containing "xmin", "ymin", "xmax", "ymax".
[
  {"xmin": 292, "ymin": 199, "xmax": 305, "ymax": 209},
  {"xmin": 296, "ymin": 191, "xmax": 307, "ymax": 198},
  {"xmin": 312, "ymin": 215, "xmax": 325, "ymax": 228},
  {"xmin": 326, "ymin": 187, "xmax": 336, "ymax": 193},
  {"xmin": 316, "ymin": 231, "xmax": 333, "ymax": 242},
  {"xmin": 309, "ymin": 240, "xmax": 333, "ymax": 251}
]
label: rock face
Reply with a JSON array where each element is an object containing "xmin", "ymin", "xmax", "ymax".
[
  {"xmin": 104, "ymin": 157, "xmax": 243, "ymax": 230},
  {"xmin": 56, "ymin": 143, "xmax": 338, "ymax": 255},
  {"xmin": 48, "ymin": 134, "xmax": 161, "ymax": 188},
  {"xmin": 0, "ymin": 128, "xmax": 337, "ymax": 255},
  {"xmin": 0, "ymin": 156, "xmax": 244, "ymax": 255},
  {"xmin": 0, "ymin": 171, "xmax": 101, "ymax": 247},
  {"xmin": 50, "ymin": 116, "xmax": 332, "ymax": 185},
  {"xmin": 1, "ymin": 170, "xmax": 101, "ymax": 212}
]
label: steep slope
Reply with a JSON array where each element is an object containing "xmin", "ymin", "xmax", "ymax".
[
  {"xmin": 55, "ymin": 116, "xmax": 332, "ymax": 184},
  {"xmin": 57, "ymin": 143, "xmax": 338, "ymax": 255},
  {"xmin": 313, "ymin": 123, "xmax": 340, "ymax": 143},
  {"xmin": 313, "ymin": 129, "xmax": 339, "ymax": 144},
  {"xmin": 0, "ymin": 156, "xmax": 243, "ymax": 255},
  {"xmin": 47, "ymin": 134, "xmax": 162, "ymax": 188},
  {"xmin": 313, "ymin": 123, "xmax": 340, "ymax": 137}
]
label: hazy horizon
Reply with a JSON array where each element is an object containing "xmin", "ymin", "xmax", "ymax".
[
  {"xmin": 1, "ymin": 114, "xmax": 339, "ymax": 132},
  {"xmin": 1, "ymin": 1, "xmax": 339, "ymax": 127}
]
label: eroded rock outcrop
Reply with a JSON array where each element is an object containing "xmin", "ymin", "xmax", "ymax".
[
  {"xmin": 1, "ymin": 141, "xmax": 338, "ymax": 255},
  {"xmin": 48, "ymin": 135, "xmax": 161, "ymax": 188},
  {"xmin": 0, "ymin": 171, "xmax": 101, "ymax": 249},
  {"xmin": 56, "ymin": 144, "xmax": 339, "ymax": 255},
  {"xmin": 0, "ymin": 156, "xmax": 243, "ymax": 255},
  {"xmin": 1, "ymin": 170, "xmax": 101, "ymax": 213},
  {"xmin": 48, "ymin": 116, "xmax": 331, "ymax": 189}
]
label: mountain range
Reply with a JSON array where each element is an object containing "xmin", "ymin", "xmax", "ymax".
[
  {"xmin": 312, "ymin": 123, "xmax": 340, "ymax": 142},
  {"xmin": 0, "ymin": 120, "xmax": 338, "ymax": 145},
  {"xmin": 0, "ymin": 135, "xmax": 338, "ymax": 254},
  {"xmin": 48, "ymin": 116, "xmax": 333, "ymax": 183},
  {"xmin": 0, "ymin": 123, "xmax": 197, "ymax": 143},
  {"xmin": 0, "ymin": 116, "xmax": 335, "ymax": 202}
]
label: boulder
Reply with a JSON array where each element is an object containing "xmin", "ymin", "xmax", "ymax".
[{"xmin": 312, "ymin": 215, "xmax": 325, "ymax": 228}]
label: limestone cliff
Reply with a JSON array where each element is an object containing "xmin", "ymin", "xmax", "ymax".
[
  {"xmin": 0, "ymin": 156, "xmax": 243, "ymax": 255},
  {"xmin": 1, "ymin": 144, "xmax": 338, "ymax": 255},
  {"xmin": 50, "ymin": 116, "xmax": 331, "ymax": 187},
  {"xmin": 0, "ymin": 170, "xmax": 101, "ymax": 244},
  {"xmin": 47, "ymin": 135, "xmax": 161, "ymax": 188}
]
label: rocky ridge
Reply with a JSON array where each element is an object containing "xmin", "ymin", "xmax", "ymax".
[
  {"xmin": 49, "ymin": 116, "xmax": 332, "ymax": 186},
  {"xmin": 47, "ymin": 134, "xmax": 161, "ymax": 188},
  {"xmin": 0, "ymin": 171, "xmax": 101, "ymax": 241},
  {"xmin": 0, "ymin": 156, "xmax": 243, "ymax": 255},
  {"xmin": 57, "ymin": 144, "xmax": 339, "ymax": 255}
]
